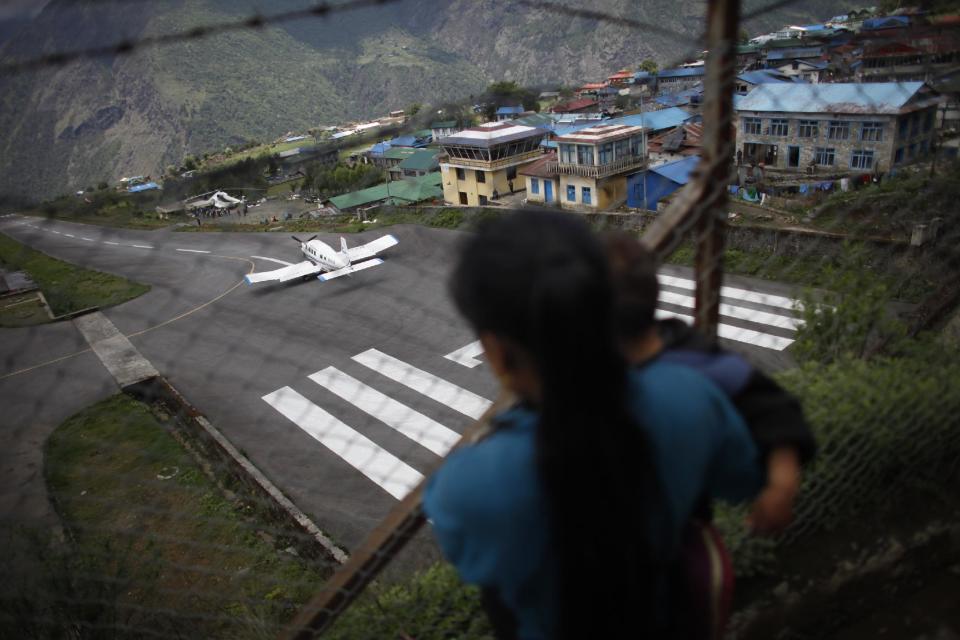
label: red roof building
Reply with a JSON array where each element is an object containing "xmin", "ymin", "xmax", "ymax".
[{"xmin": 549, "ymin": 98, "xmax": 600, "ymax": 114}]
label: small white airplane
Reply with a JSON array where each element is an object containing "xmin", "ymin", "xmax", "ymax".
[{"xmin": 245, "ymin": 234, "xmax": 399, "ymax": 285}]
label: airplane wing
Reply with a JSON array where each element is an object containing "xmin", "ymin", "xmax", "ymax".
[
  {"xmin": 318, "ymin": 258, "xmax": 383, "ymax": 282},
  {"xmin": 244, "ymin": 260, "xmax": 324, "ymax": 285},
  {"xmin": 346, "ymin": 234, "xmax": 398, "ymax": 263}
]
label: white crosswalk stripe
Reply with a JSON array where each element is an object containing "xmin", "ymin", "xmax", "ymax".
[
  {"xmin": 263, "ymin": 386, "xmax": 424, "ymax": 500},
  {"xmin": 353, "ymin": 348, "xmax": 492, "ymax": 419},
  {"xmin": 263, "ymin": 350, "xmax": 493, "ymax": 500},
  {"xmin": 657, "ymin": 272, "xmax": 800, "ymax": 351},
  {"xmin": 309, "ymin": 366, "xmax": 460, "ymax": 456}
]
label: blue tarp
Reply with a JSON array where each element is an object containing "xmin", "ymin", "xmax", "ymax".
[{"xmin": 627, "ymin": 156, "xmax": 701, "ymax": 210}]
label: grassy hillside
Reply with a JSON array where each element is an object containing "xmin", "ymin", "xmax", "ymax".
[{"xmin": 0, "ymin": 0, "xmax": 856, "ymax": 203}]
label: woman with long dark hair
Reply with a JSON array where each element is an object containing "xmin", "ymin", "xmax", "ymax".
[{"xmin": 423, "ymin": 211, "xmax": 762, "ymax": 639}]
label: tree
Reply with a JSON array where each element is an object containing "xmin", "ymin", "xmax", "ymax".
[
  {"xmin": 738, "ymin": 27, "xmax": 750, "ymax": 44},
  {"xmin": 408, "ymin": 103, "xmax": 422, "ymax": 117},
  {"xmin": 182, "ymin": 156, "xmax": 197, "ymax": 171},
  {"xmin": 96, "ymin": 181, "xmax": 109, "ymax": 190},
  {"xmin": 638, "ymin": 59, "xmax": 658, "ymax": 74}
]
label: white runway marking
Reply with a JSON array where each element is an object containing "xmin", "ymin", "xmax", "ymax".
[
  {"xmin": 176, "ymin": 249, "xmax": 211, "ymax": 254},
  {"xmin": 659, "ymin": 273, "xmax": 798, "ymax": 311},
  {"xmin": 655, "ymin": 309, "xmax": 795, "ymax": 351},
  {"xmin": 252, "ymin": 255, "xmax": 294, "ymax": 266},
  {"xmin": 262, "ymin": 386, "xmax": 422, "ymax": 499},
  {"xmin": 658, "ymin": 289, "xmax": 801, "ymax": 330},
  {"xmin": 104, "ymin": 241, "xmax": 119, "ymax": 246},
  {"xmin": 132, "ymin": 244, "xmax": 154, "ymax": 249},
  {"xmin": 52, "ymin": 231, "xmax": 62, "ymax": 235},
  {"xmin": 444, "ymin": 340, "xmax": 484, "ymax": 368},
  {"xmin": 310, "ymin": 367, "xmax": 460, "ymax": 456},
  {"xmin": 353, "ymin": 349, "xmax": 492, "ymax": 420},
  {"xmin": 80, "ymin": 237, "xmax": 94, "ymax": 242},
  {"xmin": 64, "ymin": 234, "xmax": 75, "ymax": 238}
]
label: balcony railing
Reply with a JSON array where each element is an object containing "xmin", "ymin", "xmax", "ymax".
[
  {"xmin": 550, "ymin": 154, "xmax": 647, "ymax": 179},
  {"xmin": 440, "ymin": 149, "xmax": 543, "ymax": 170}
]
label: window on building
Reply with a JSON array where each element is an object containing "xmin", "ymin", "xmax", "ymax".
[
  {"xmin": 743, "ymin": 117, "xmax": 762, "ymax": 135},
  {"xmin": 850, "ymin": 149, "xmax": 874, "ymax": 170},
  {"xmin": 769, "ymin": 118, "xmax": 789, "ymax": 136},
  {"xmin": 566, "ymin": 185, "xmax": 576, "ymax": 202},
  {"xmin": 455, "ymin": 168, "xmax": 466, "ymax": 181},
  {"xmin": 531, "ymin": 178, "xmax": 540, "ymax": 194},
  {"xmin": 507, "ymin": 166, "xmax": 518, "ymax": 180},
  {"xmin": 924, "ymin": 110, "xmax": 934, "ymax": 132},
  {"xmin": 597, "ymin": 143, "xmax": 613, "ymax": 164},
  {"xmin": 895, "ymin": 147, "xmax": 904, "ymax": 164},
  {"xmin": 860, "ymin": 121, "xmax": 884, "ymax": 142},
  {"xmin": 560, "ymin": 143, "xmax": 576, "ymax": 164},
  {"xmin": 814, "ymin": 147, "xmax": 835, "ymax": 166},
  {"xmin": 582, "ymin": 186, "xmax": 592, "ymax": 205},
  {"xmin": 459, "ymin": 192, "xmax": 468, "ymax": 205},
  {"xmin": 899, "ymin": 117, "xmax": 909, "ymax": 138},
  {"xmin": 798, "ymin": 120, "xmax": 819, "ymax": 138},
  {"xmin": 629, "ymin": 135, "xmax": 644, "ymax": 157},
  {"xmin": 479, "ymin": 194, "xmax": 488, "ymax": 205},
  {"xmin": 827, "ymin": 121, "xmax": 849, "ymax": 140},
  {"xmin": 476, "ymin": 170, "xmax": 486, "ymax": 183},
  {"xmin": 578, "ymin": 145, "xmax": 596, "ymax": 165},
  {"xmin": 614, "ymin": 139, "xmax": 629, "ymax": 160}
]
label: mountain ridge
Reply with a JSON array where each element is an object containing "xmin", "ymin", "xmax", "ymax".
[{"xmin": 0, "ymin": 0, "xmax": 851, "ymax": 202}]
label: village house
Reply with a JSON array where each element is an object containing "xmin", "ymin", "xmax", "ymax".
[
  {"xmin": 551, "ymin": 123, "xmax": 647, "ymax": 210},
  {"xmin": 431, "ymin": 120, "xmax": 460, "ymax": 140},
  {"xmin": 519, "ymin": 152, "xmax": 560, "ymax": 205},
  {"xmin": 496, "ymin": 106, "xmax": 525, "ymax": 121},
  {"xmin": 388, "ymin": 149, "xmax": 439, "ymax": 181},
  {"xmin": 647, "ymin": 122, "xmax": 705, "ymax": 164},
  {"xmin": 735, "ymin": 69, "xmax": 798, "ymax": 95},
  {"xmin": 549, "ymin": 98, "xmax": 600, "ymax": 114},
  {"xmin": 735, "ymin": 82, "xmax": 940, "ymax": 175},
  {"xmin": 438, "ymin": 122, "xmax": 547, "ymax": 206}
]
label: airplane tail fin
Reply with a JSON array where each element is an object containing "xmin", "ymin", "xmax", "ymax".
[{"xmin": 340, "ymin": 237, "xmax": 351, "ymax": 265}]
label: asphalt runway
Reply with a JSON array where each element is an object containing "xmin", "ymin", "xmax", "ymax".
[{"xmin": 0, "ymin": 214, "xmax": 801, "ymax": 551}]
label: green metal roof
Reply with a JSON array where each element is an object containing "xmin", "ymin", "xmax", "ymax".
[
  {"xmin": 413, "ymin": 129, "xmax": 434, "ymax": 139},
  {"xmin": 329, "ymin": 172, "xmax": 443, "ymax": 210},
  {"xmin": 382, "ymin": 147, "xmax": 418, "ymax": 160},
  {"xmin": 397, "ymin": 149, "xmax": 439, "ymax": 172}
]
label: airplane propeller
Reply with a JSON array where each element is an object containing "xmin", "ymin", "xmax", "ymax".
[{"xmin": 291, "ymin": 235, "xmax": 317, "ymax": 244}]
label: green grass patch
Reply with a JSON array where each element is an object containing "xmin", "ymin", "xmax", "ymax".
[
  {"xmin": 35, "ymin": 192, "xmax": 181, "ymax": 230},
  {"xmin": 0, "ymin": 232, "xmax": 149, "ymax": 323},
  {"xmin": 32, "ymin": 394, "xmax": 330, "ymax": 639},
  {"xmin": 0, "ymin": 291, "xmax": 50, "ymax": 327}
]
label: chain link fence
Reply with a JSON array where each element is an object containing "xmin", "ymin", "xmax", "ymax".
[{"xmin": 1, "ymin": 0, "xmax": 959, "ymax": 638}]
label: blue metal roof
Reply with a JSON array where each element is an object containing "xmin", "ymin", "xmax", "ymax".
[
  {"xmin": 658, "ymin": 67, "xmax": 706, "ymax": 79},
  {"xmin": 656, "ymin": 93, "xmax": 691, "ymax": 107},
  {"xmin": 863, "ymin": 16, "xmax": 910, "ymax": 30},
  {"xmin": 737, "ymin": 69, "xmax": 796, "ymax": 85},
  {"xmin": 496, "ymin": 105, "xmax": 525, "ymax": 115},
  {"xmin": 650, "ymin": 156, "xmax": 701, "ymax": 185},
  {"xmin": 390, "ymin": 134, "xmax": 429, "ymax": 148},
  {"xmin": 736, "ymin": 82, "xmax": 926, "ymax": 114},
  {"xmin": 765, "ymin": 46, "xmax": 824, "ymax": 61},
  {"xmin": 128, "ymin": 181, "xmax": 160, "ymax": 193},
  {"xmin": 611, "ymin": 107, "xmax": 694, "ymax": 131},
  {"xmin": 369, "ymin": 141, "xmax": 392, "ymax": 156}
]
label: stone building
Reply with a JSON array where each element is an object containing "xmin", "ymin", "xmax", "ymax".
[{"xmin": 735, "ymin": 82, "xmax": 940, "ymax": 174}]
